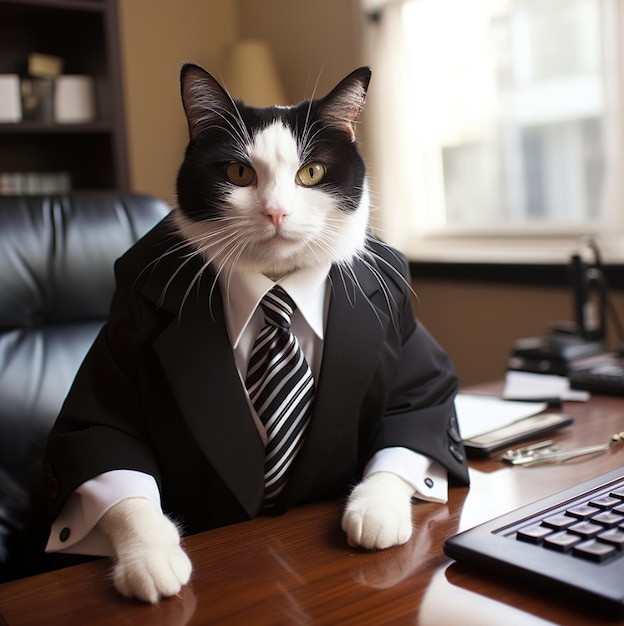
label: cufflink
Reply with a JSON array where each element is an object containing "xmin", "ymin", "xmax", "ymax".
[
  {"xmin": 424, "ymin": 477, "xmax": 434, "ymax": 489},
  {"xmin": 59, "ymin": 527, "xmax": 71, "ymax": 542}
]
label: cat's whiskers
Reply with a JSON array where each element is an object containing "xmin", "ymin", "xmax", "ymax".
[
  {"xmin": 215, "ymin": 239, "xmax": 257, "ymax": 307},
  {"xmin": 199, "ymin": 240, "xmax": 249, "ymax": 318},
  {"xmin": 145, "ymin": 214, "xmax": 242, "ymax": 317},
  {"xmin": 328, "ymin": 263, "xmax": 359, "ymax": 310},
  {"xmin": 355, "ymin": 256, "xmax": 399, "ymax": 319},
  {"xmin": 361, "ymin": 244, "xmax": 417, "ymax": 298},
  {"xmin": 151, "ymin": 224, "xmax": 264, "ymax": 321},
  {"xmin": 176, "ymin": 256, "xmax": 216, "ymax": 320},
  {"xmin": 298, "ymin": 119, "xmax": 323, "ymax": 165},
  {"xmin": 177, "ymin": 228, "xmax": 252, "ymax": 319},
  {"xmin": 298, "ymin": 72, "xmax": 323, "ymax": 158},
  {"xmin": 333, "ymin": 261, "xmax": 390, "ymax": 328},
  {"xmin": 133, "ymin": 232, "xmax": 205, "ymax": 300},
  {"xmin": 156, "ymin": 247, "xmax": 205, "ymax": 311}
]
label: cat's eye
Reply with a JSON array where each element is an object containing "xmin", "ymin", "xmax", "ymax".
[
  {"xmin": 296, "ymin": 163, "xmax": 326, "ymax": 187},
  {"xmin": 225, "ymin": 163, "xmax": 256, "ymax": 186}
]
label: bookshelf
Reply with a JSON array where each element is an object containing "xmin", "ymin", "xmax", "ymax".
[{"xmin": 0, "ymin": 0, "xmax": 129, "ymax": 192}]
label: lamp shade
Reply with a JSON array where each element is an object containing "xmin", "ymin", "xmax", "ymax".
[{"xmin": 222, "ymin": 40, "xmax": 288, "ymax": 107}]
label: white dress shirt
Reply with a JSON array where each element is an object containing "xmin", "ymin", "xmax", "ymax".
[{"xmin": 47, "ymin": 263, "xmax": 448, "ymax": 554}]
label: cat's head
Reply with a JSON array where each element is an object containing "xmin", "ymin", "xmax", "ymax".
[{"xmin": 175, "ymin": 63, "xmax": 371, "ymax": 280}]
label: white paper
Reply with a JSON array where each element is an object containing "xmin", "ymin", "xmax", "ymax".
[
  {"xmin": 455, "ymin": 393, "xmax": 547, "ymax": 440},
  {"xmin": 503, "ymin": 370, "xmax": 590, "ymax": 402}
]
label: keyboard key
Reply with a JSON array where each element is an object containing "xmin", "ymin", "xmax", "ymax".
[
  {"xmin": 592, "ymin": 510, "xmax": 624, "ymax": 528},
  {"xmin": 544, "ymin": 531, "xmax": 582, "ymax": 552},
  {"xmin": 568, "ymin": 520, "xmax": 604, "ymax": 538},
  {"xmin": 516, "ymin": 524, "xmax": 553, "ymax": 544},
  {"xmin": 597, "ymin": 528, "xmax": 624, "ymax": 549},
  {"xmin": 572, "ymin": 539, "xmax": 617, "ymax": 562},
  {"xmin": 566, "ymin": 504, "xmax": 600, "ymax": 520},
  {"xmin": 589, "ymin": 495, "xmax": 622, "ymax": 509},
  {"xmin": 542, "ymin": 514, "xmax": 575, "ymax": 530}
]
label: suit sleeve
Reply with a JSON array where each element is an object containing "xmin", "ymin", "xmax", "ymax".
[
  {"xmin": 43, "ymin": 254, "xmax": 162, "ymax": 522},
  {"xmin": 370, "ymin": 249, "xmax": 470, "ymax": 486}
]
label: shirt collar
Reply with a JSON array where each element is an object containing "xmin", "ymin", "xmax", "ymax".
[{"xmin": 218, "ymin": 263, "xmax": 331, "ymax": 349}]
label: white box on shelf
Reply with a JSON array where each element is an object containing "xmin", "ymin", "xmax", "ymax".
[
  {"xmin": 0, "ymin": 75, "xmax": 22, "ymax": 123},
  {"xmin": 54, "ymin": 75, "xmax": 95, "ymax": 123}
]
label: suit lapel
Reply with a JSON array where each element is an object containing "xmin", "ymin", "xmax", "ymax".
[{"xmin": 143, "ymin": 251, "xmax": 265, "ymax": 518}]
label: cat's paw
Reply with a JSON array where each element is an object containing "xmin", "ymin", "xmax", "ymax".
[
  {"xmin": 98, "ymin": 498, "xmax": 192, "ymax": 603},
  {"xmin": 341, "ymin": 472, "xmax": 414, "ymax": 550}
]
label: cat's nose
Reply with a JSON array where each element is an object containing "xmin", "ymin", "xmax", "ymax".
[{"xmin": 263, "ymin": 207, "xmax": 290, "ymax": 228}]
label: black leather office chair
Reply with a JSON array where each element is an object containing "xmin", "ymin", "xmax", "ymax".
[{"xmin": 0, "ymin": 191, "xmax": 171, "ymax": 581}]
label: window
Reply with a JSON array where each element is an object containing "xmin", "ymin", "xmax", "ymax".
[{"xmin": 362, "ymin": 0, "xmax": 624, "ymax": 263}]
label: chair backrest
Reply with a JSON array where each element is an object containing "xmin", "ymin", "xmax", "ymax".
[{"xmin": 0, "ymin": 192, "xmax": 170, "ymax": 574}]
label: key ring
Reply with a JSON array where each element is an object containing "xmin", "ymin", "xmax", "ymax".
[{"xmin": 501, "ymin": 431, "xmax": 624, "ymax": 466}]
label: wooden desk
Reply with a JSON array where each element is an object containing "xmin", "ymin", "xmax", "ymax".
[{"xmin": 2, "ymin": 388, "xmax": 624, "ymax": 625}]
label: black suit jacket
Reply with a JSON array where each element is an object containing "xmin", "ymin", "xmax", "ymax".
[{"xmin": 44, "ymin": 215, "xmax": 469, "ymax": 535}]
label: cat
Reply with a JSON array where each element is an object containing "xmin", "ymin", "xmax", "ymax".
[{"xmin": 44, "ymin": 63, "xmax": 468, "ymax": 604}]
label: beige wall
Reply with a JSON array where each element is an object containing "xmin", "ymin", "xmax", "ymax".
[
  {"xmin": 412, "ymin": 279, "xmax": 624, "ymax": 387},
  {"xmin": 237, "ymin": 0, "xmax": 363, "ymax": 103},
  {"xmin": 117, "ymin": 0, "xmax": 238, "ymax": 207}
]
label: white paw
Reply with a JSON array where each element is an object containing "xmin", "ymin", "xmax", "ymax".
[
  {"xmin": 341, "ymin": 472, "xmax": 414, "ymax": 550},
  {"xmin": 99, "ymin": 498, "xmax": 192, "ymax": 603},
  {"xmin": 112, "ymin": 539, "xmax": 192, "ymax": 604}
]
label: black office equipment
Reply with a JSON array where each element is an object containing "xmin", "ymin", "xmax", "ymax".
[
  {"xmin": 509, "ymin": 333, "xmax": 604, "ymax": 375},
  {"xmin": 569, "ymin": 237, "xmax": 607, "ymax": 342},
  {"xmin": 508, "ymin": 237, "xmax": 624, "ymax": 376},
  {"xmin": 443, "ymin": 467, "xmax": 624, "ymax": 615},
  {"xmin": 569, "ymin": 361, "xmax": 624, "ymax": 396}
]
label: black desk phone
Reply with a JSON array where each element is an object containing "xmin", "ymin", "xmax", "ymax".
[{"xmin": 515, "ymin": 237, "xmax": 624, "ymax": 396}]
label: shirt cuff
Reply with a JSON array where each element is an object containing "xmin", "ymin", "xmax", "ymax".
[
  {"xmin": 363, "ymin": 447, "xmax": 448, "ymax": 504},
  {"xmin": 46, "ymin": 470, "xmax": 161, "ymax": 556}
]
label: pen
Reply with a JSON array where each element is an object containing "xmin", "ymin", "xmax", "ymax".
[{"xmin": 503, "ymin": 396, "xmax": 563, "ymax": 409}]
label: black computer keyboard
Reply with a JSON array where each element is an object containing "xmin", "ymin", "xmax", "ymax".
[
  {"xmin": 509, "ymin": 477, "xmax": 624, "ymax": 562},
  {"xmin": 444, "ymin": 468, "xmax": 624, "ymax": 615}
]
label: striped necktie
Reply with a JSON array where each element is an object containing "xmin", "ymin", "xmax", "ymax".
[{"xmin": 245, "ymin": 285, "xmax": 315, "ymax": 508}]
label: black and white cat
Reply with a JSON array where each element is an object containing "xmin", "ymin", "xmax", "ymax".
[
  {"xmin": 45, "ymin": 64, "xmax": 468, "ymax": 603},
  {"xmin": 175, "ymin": 64, "xmax": 371, "ymax": 281}
]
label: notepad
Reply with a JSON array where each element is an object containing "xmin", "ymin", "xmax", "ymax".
[{"xmin": 455, "ymin": 393, "xmax": 548, "ymax": 440}]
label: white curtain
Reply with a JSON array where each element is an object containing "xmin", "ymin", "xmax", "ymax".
[
  {"xmin": 362, "ymin": 0, "xmax": 414, "ymax": 250},
  {"xmin": 362, "ymin": 0, "xmax": 447, "ymax": 252},
  {"xmin": 600, "ymin": 0, "xmax": 624, "ymax": 235}
]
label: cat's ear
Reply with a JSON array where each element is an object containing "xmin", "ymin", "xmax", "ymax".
[
  {"xmin": 180, "ymin": 63, "xmax": 237, "ymax": 139},
  {"xmin": 317, "ymin": 67, "xmax": 371, "ymax": 142}
]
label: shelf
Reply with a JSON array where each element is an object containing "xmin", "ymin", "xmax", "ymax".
[
  {"xmin": 1, "ymin": 1, "xmax": 105, "ymax": 13},
  {"xmin": 0, "ymin": 0, "xmax": 128, "ymax": 191},
  {"xmin": 0, "ymin": 121, "xmax": 114, "ymax": 134}
]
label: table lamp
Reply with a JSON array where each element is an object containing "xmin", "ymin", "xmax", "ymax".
[{"xmin": 222, "ymin": 40, "xmax": 288, "ymax": 107}]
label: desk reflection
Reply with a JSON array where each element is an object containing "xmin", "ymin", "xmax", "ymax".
[{"xmin": 348, "ymin": 503, "xmax": 452, "ymax": 590}]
